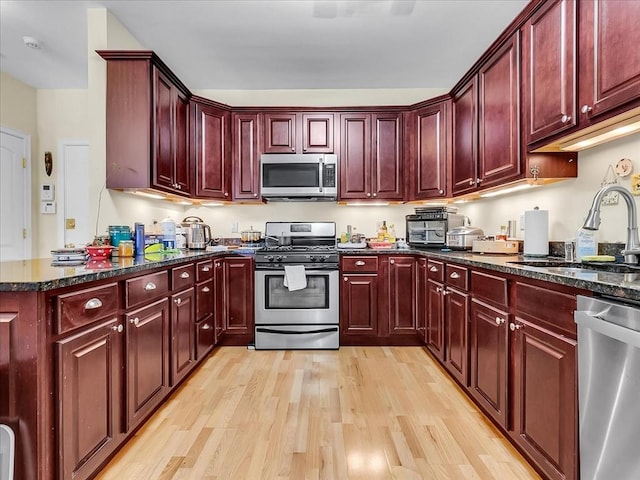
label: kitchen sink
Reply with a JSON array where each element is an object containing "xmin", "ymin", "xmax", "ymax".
[{"xmin": 507, "ymin": 260, "xmax": 640, "ymax": 274}]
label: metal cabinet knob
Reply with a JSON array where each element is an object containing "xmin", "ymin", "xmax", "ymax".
[
  {"xmin": 175, "ymin": 297, "xmax": 182, "ymax": 305},
  {"xmin": 254, "ymin": 193, "xmax": 258, "ymax": 197},
  {"xmin": 111, "ymin": 324, "xmax": 123, "ymax": 333},
  {"xmin": 372, "ymin": 193, "xmax": 377, "ymax": 197},
  {"xmin": 495, "ymin": 317, "xmax": 505, "ymax": 325},
  {"xmin": 344, "ymin": 277, "xmax": 348, "ymax": 282},
  {"xmin": 390, "ymin": 259, "xmax": 395, "ymax": 264},
  {"xmin": 561, "ymin": 114, "xmax": 572, "ymax": 124},
  {"xmin": 476, "ymin": 178, "xmax": 482, "ymax": 184},
  {"xmin": 439, "ymin": 189, "xmax": 444, "ymax": 194},
  {"xmin": 442, "ymin": 289, "xmax": 449, "ymax": 296},
  {"xmin": 180, "ymin": 272, "xmax": 190, "ymax": 279},
  {"xmin": 469, "ymin": 180, "xmax": 475, "ymax": 186},
  {"xmin": 366, "ymin": 193, "xmax": 371, "ymax": 197},
  {"xmin": 509, "ymin": 323, "xmax": 522, "ymax": 331},
  {"xmin": 436, "ymin": 286, "xmax": 442, "ymax": 293},
  {"xmin": 581, "ymin": 105, "xmax": 593, "ymax": 114},
  {"xmin": 84, "ymin": 298, "xmax": 103, "ymax": 310},
  {"xmin": 144, "ymin": 282, "xmax": 157, "ymax": 291},
  {"xmin": 129, "ymin": 317, "xmax": 140, "ymax": 326}
]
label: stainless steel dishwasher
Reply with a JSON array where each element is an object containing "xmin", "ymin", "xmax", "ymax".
[{"xmin": 575, "ymin": 295, "xmax": 640, "ymax": 480}]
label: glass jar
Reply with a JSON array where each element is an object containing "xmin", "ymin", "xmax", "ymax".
[{"xmin": 118, "ymin": 240, "xmax": 134, "ymax": 257}]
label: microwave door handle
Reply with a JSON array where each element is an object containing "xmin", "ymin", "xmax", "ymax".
[{"xmin": 318, "ymin": 159, "xmax": 324, "ymax": 192}]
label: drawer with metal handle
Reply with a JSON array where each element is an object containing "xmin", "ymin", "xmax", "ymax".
[
  {"xmin": 55, "ymin": 282, "xmax": 119, "ymax": 334},
  {"xmin": 125, "ymin": 270, "xmax": 169, "ymax": 309},
  {"xmin": 172, "ymin": 263, "xmax": 196, "ymax": 290},
  {"xmin": 341, "ymin": 256, "xmax": 378, "ymax": 273}
]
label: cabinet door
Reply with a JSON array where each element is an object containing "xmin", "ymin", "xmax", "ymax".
[
  {"xmin": 302, "ymin": 113, "xmax": 334, "ymax": 153},
  {"xmin": 224, "ymin": 257, "xmax": 254, "ymax": 336},
  {"xmin": 340, "ymin": 274, "xmax": 378, "ymax": 337},
  {"xmin": 125, "ymin": 298, "xmax": 170, "ymax": 431},
  {"xmin": 416, "ymin": 258, "xmax": 427, "ymax": 341},
  {"xmin": 170, "ymin": 288, "xmax": 195, "ymax": 386},
  {"xmin": 194, "ymin": 102, "xmax": 231, "ymax": 199},
  {"xmin": 522, "ymin": 0, "xmax": 577, "ymax": 144},
  {"xmin": 579, "ymin": 0, "xmax": 640, "ymax": 121},
  {"xmin": 469, "ymin": 299, "xmax": 509, "ymax": 429},
  {"xmin": 372, "ymin": 113, "xmax": 404, "ymax": 200},
  {"xmin": 232, "ymin": 113, "xmax": 260, "ymax": 200},
  {"xmin": 413, "ymin": 103, "xmax": 448, "ymax": 200},
  {"xmin": 339, "ymin": 113, "xmax": 371, "ymax": 199},
  {"xmin": 154, "ymin": 69, "xmax": 175, "ymax": 191},
  {"xmin": 174, "ymin": 89, "xmax": 192, "ymax": 194},
  {"xmin": 213, "ymin": 258, "xmax": 226, "ymax": 339},
  {"xmin": 426, "ymin": 279, "xmax": 445, "ymax": 361},
  {"xmin": 444, "ymin": 288, "xmax": 469, "ymax": 386},
  {"xmin": 452, "ymin": 79, "xmax": 478, "ymax": 195},
  {"xmin": 57, "ymin": 318, "xmax": 123, "ymax": 480},
  {"xmin": 387, "ymin": 256, "xmax": 416, "ymax": 335},
  {"xmin": 263, "ymin": 113, "xmax": 297, "ymax": 153},
  {"xmin": 511, "ymin": 318, "xmax": 577, "ymax": 480},
  {"xmin": 196, "ymin": 279, "xmax": 214, "ymax": 321},
  {"xmin": 478, "ymin": 34, "xmax": 522, "ymax": 188}
]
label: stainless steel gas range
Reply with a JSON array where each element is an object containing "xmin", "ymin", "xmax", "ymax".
[{"xmin": 254, "ymin": 221, "xmax": 339, "ymax": 350}]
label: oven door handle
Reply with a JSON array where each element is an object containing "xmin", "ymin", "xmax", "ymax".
[{"xmin": 256, "ymin": 327, "xmax": 339, "ymax": 335}]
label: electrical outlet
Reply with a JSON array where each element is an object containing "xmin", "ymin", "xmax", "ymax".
[
  {"xmin": 231, "ymin": 221, "xmax": 239, "ymax": 233},
  {"xmin": 602, "ymin": 191, "xmax": 619, "ymax": 206}
]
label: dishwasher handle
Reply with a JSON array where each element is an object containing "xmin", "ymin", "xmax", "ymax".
[{"xmin": 575, "ymin": 311, "xmax": 640, "ymax": 349}]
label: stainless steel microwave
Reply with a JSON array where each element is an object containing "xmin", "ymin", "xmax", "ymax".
[{"xmin": 260, "ymin": 154, "xmax": 338, "ymax": 200}]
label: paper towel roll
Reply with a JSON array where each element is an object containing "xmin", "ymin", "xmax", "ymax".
[{"xmin": 523, "ymin": 208, "xmax": 549, "ymax": 257}]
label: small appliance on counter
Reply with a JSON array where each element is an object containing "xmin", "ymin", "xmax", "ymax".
[
  {"xmin": 181, "ymin": 216, "xmax": 212, "ymax": 249},
  {"xmin": 406, "ymin": 207, "xmax": 465, "ymax": 249},
  {"xmin": 446, "ymin": 226, "xmax": 484, "ymax": 250},
  {"xmin": 472, "ymin": 239, "xmax": 520, "ymax": 254}
]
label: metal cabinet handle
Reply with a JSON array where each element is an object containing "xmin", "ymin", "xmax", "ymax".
[
  {"xmin": 175, "ymin": 297, "xmax": 182, "ymax": 305},
  {"xmin": 355, "ymin": 261, "xmax": 365, "ymax": 266},
  {"xmin": 129, "ymin": 317, "xmax": 140, "ymax": 326},
  {"xmin": 344, "ymin": 277, "xmax": 348, "ymax": 281},
  {"xmin": 469, "ymin": 180, "xmax": 475, "ymax": 186},
  {"xmin": 201, "ymin": 323, "xmax": 212, "ymax": 330},
  {"xmin": 84, "ymin": 298, "xmax": 103, "ymax": 310},
  {"xmin": 366, "ymin": 193, "xmax": 371, "ymax": 197},
  {"xmin": 111, "ymin": 324, "xmax": 123, "ymax": 333},
  {"xmin": 372, "ymin": 193, "xmax": 377, "ymax": 197},
  {"xmin": 442, "ymin": 289, "xmax": 449, "ymax": 296},
  {"xmin": 180, "ymin": 272, "xmax": 190, "ymax": 279},
  {"xmin": 436, "ymin": 287, "xmax": 442, "ymax": 293},
  {"xmin": 202, "ymin": 266, "xmax": 211, "ymax": 272},
  {"xmin": 561, "ymin": 114, "xmax": 572, "ymax": 124},
  {"xmin": 450, "ymin": 272, "xmax": 460, "ymax": 279},
  {"xmin": 390, "ymin": 259, "xmax": 395, "ymax": 264},
  {"xmin": 429, "ymin": 266, "xmax": 438, "ymax": 272},
  {"xmin": 476, "ymin": 178, "xmax": 482, "ymax": 184},
  {"xmin": 254, "ymin": 193, "xmax": 258, "ymax": 197},
  {"xmin": 495, "ymin": 317, "xmax": 505, "ymax": 325},
  {"xmin": 509, "ymin": 323, "xmax": 522, "ymax": 331},
  {"xmin": 581, "ymin": 105, "xmax": 593, "ymax": 114},
  {"xmin": 144, "ymin": 282, "xmax": 157, "ymax": 291},
  {"xmin": 439, "ymin": 189, "xmax": 444, "ymax": 194},
  {"xmin": 202, "ymin": 286, "xmax": 211, "ymax": 293}
]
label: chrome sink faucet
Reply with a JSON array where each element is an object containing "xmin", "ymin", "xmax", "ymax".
[{"xmin": 582, "ymin": 185, "xmax": 640, "ymax": 264}]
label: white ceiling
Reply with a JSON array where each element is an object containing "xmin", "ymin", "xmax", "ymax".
[{"xmin": 0, "ymin": 0, "xmax": 529, "ymax": 91}]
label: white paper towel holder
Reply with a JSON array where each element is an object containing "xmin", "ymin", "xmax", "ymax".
[{"xmin": 523, "ymin": 206, "xmax": 549, "ymax": 257}]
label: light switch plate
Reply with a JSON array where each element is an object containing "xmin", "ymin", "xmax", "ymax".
[{"xmin": 41, "ymin": 201, "xmax": 56, "ymax": 214}]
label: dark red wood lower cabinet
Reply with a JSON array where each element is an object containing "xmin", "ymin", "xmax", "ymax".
[
  {"xmin": 511, "ymin": 318, "xmax": 577, "ymax": 480},
  {"xmin": 341, "ymin": 273, "xmax": 379, "ymax": 338},
  {"xmin": 56, "ymin": 318, "xmax": 123, "ymax": 480},
  {"xmin": 171, "ymin": 288, "xmax": 196, "ymax": 385},
  {"xmin": 469, "ymin": 299, "xmax": 509, "ymax": 428},
  {"xmin": 195, "ymin": 314, "xmax": 216, "ymax": 360},
  {"xmin": 426, "ymin": 279, "xmax": 445, "ymax": 361},
  {"xmin": 444, "ymin": 288, "xmax": 469, "ymax": 386}
]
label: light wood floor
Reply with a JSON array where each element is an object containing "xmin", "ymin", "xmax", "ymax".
[{"xmin": 96, "ymin": 347, "xmax": 541, "ymax": 480}]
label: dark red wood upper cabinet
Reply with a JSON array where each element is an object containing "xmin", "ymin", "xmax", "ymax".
[
  {"xmin": 522, "ymin": 0, "xmax": 577, "ymax": 144},
  {"xmin": 452, "ymin": 78, "xmax": 478, "ymax": 196},
  {"xmin": 578, "ymin": 0, "xmax": 640, "ymax": 122},
  {"xmin": 478, "ymin": 33, "xmax": 522, "ymax": 188},
  {"xmin": 339, "ymin": 112, "xmax": 403, "ymax": 200},
  {"xmin": 174, "ymin": 90, "xmax": 191, "ymax": 192},
  {"xmin": 263, "ymin": 112, "xmax": 334, "ymax": 154},
  {"xmin": 193, "ymin": 101, "xmax": 231, "ymax": 199},
  {"xmin": 232, "ymin": 113, "xmax": 261, "ymax": 200},
  {"xmin": 412, "ymin": 101, "xmax": 449, "ymax": 200}
]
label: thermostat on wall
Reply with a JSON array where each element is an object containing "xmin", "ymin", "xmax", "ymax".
[{"xmin": 41, "ymin": 184, "xmax": 55, "ymax": 201}]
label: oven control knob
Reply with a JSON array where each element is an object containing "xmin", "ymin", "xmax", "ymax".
[
  {"xmin": 309, "ymin": 255, "xmax": 317, "ymax": 262},
  {"xmin": 319, "ymin": 256, "xmax": 326, "ymax": 262},
  {"xmin": 265, "ymin": 255, "xmax": 274, "ymax": 262},
  {"xmin": 275, "ymin": 255, "xmax": 284, "ymax": 262}
]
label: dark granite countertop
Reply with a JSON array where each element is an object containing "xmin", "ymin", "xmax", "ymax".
[
  {"xmin": 2, "ymin": 247, "xmax": 638, "ymax": 302},
  {"xmin": 338, "ymin": 247, "xmax": 640, "ymax": 302}
]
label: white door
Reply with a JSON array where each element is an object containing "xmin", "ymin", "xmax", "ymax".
[
  {"xmin": 0, "ymin": 128, "xmax": 31, "ymax": 261},
  {"xmin": 58, "ymin": 140, "xmax": 90, "ymax": 247}
]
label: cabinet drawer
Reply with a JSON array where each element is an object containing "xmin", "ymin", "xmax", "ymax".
[
  {"xmin": 195, "ymin": 315, "xmax": 215, "ymax": 360},
  {"xmin": 471, "ymin": 271, "xmax": 508, "ymax": 307},
  {"xmin": 342, "ymin": 256, "xmax": 378, "ymax": 273},
  {"xmin": 125, "ymin": 271, "xmax": 169, "ymax": 309},
  {"xmin": 445, "ymin": 264, "xmax": 469, "ymax": 291},
  {"xmin": 196, "ymin": 280, "xmax": 214, "ymax": 320},
  {"xmin": 427, "ymin": 259, "xmax": 445, "ymax": 282},
  {"xmin": 196, "ymin": 260, "xmax": 214, "ymax": 282},
  {"xmin": 56, "ymin": 283, "xmax": 119, "ymax": 334},
  {"xmin": 514, "ymin": 281, "xmax": 577, "ymax": 336},
  {"xmin": 172, "ymin": 263, "xmax": 195, "ymax": 291}
]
